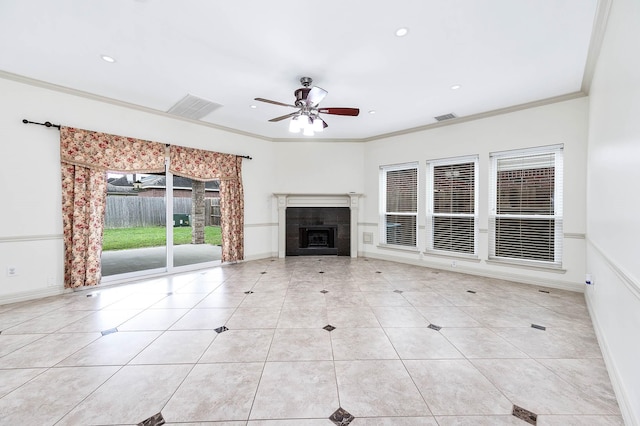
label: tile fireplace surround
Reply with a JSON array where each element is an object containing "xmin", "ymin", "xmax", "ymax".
[{"xmin": 274, "ymin": 193, "xmax": 362, "ymax": 258}]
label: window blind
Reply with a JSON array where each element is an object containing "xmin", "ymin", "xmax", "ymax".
[
  {"xmin": 380, "ymin": 164, "xmax": 418, "ymax": 247},
  {"xmin": 489, "ymin": 146, "xmax": 563, "ymax": 266},
  {"xmin": 427, "ymin": 157, "xmax": 478, "ymax": 255}
]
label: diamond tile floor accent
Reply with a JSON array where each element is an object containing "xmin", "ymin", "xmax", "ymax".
[
  {"xmin": 101, "ymin": 327, "xmax": 118, "ymax": 336},
  {"xmin": 138, "ymin": 411, "xmax": 165, "ymax": 426},
  {"xmin": 513, "ymin": 404, "xmax": 538, "ymax": 425},
  {"xmin": 0, "ymin": 257, "xmax": 624, "ymax": 425},
  {"xmin": 329, "ymin": 406, "xmax": 355, "ymax": 425}
]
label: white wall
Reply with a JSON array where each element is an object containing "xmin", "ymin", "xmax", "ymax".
[
  {"xmin": 360, "ymin": 98, "xmax": 589, "ymax": 291},
  {"xmin": 585, "ymin": 0, "xmax": 640, "ymax": 422},
  {"xmin": 0, "ymin": 76, "xmax": 275, "ymax": 302},
  {"xmin": 272, "ymin": 141, "xmax": 365, "ymax": 194}
]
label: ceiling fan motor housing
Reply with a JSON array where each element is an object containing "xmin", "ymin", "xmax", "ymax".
[{"xmin": 294, "ymin": 87, "xmax": 311, "ymax": 107}]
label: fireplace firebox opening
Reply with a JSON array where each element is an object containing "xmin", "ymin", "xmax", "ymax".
[{"xmin": 299, "ymin": 226, "xmax": 336, "ymax": 249}]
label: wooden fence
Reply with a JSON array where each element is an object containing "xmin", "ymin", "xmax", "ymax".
[{"xmin": 105, "ymin": 196, "xmax": 220, "ymax": 228}]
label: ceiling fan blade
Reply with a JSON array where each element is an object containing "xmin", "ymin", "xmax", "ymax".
[
  {"xmin": 254, "ymin": 97, "xmax": 297, "ymax": 108},
  {"xmin": 318, "ymin": 107, "xmax": 360, "ymax": 116},
  {"xmin": 306, "ymin": 86, "xmax": 328, "ymax": 107},
  {"xmin": 268, "ymin": 112, "xmax": 298, "ymax": 122}
]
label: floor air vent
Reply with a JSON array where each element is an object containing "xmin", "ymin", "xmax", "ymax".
[
  {"xmin": 434, "ymin": 113, "xmax": 457, "ymax": 122},
  {"xmin": 167, "ymin": 94, "xmax": 222, "ymax": 120}
]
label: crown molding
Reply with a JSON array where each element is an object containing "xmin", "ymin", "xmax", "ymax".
[
  {"xmin": 0, "ymin": 69, "xmax": 272, "ymax": 142},
  {"xmin": 2, "ymin": 70, "xmax": 586, "ymax": 144},
  {"xmin": 581, "ymin": 0, "xmax": 613, "ymax": 94},
  {"xmin": 358, "ymin": 91, "xmax": 587, "ymax": 142}
]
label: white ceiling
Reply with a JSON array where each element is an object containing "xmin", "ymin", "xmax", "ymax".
[{"xmin": 0, "ymin": 0, "xmax": 600, "ymax": 140}]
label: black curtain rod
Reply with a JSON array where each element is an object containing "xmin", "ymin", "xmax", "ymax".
[
  {"xmin": 22, "ymin": 118, "xmax": 252, "ymax": 160},
  {"xmin": 22, "ymin": 119, "xmax": 61, "ymax": 129}
]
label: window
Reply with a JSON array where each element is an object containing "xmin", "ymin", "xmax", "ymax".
[
  {"xmin": 426, "ymin": 156, "xmax": 478, "ymax": 256},
  {"xmin": 489, "ymin": 145, "xmax": 563, "ymax": 266},
  {"xmin": 379, "ymin": 163, "xmax": 418, "ymax": 248}
]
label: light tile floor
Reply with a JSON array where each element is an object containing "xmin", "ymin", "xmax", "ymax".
[{"xmin": 0, "ymin": 257, "xmax": 624, "ymax": 425}]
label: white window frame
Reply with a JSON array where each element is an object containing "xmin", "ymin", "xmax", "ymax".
[
  {"xmin": 489, "ymin": 144, "xmax": 564, "ymax": 268},
  {"xmin": 379, "ymin": 162, "xmax": 419, "ymax": 249},
  {"xmin": 426, "ymin": 155, "xmax": 479, "ymax": 257}
]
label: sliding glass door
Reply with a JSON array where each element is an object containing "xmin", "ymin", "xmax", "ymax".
[
  {"xmin": 101, "ymin": 170, "xmax": 221, "ymax": 279},
  {"xmin": 101, "ymin": 172, "xmax": 167, "ymax": 277}
]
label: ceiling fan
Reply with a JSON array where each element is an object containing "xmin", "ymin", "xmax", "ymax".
[{"xmin": 254, "ymin": 77, "xmax": 360, "ymax": 135}]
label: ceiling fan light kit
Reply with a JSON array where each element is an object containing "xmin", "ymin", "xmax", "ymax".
[{"xmin": 255, "ymin": 77, "xmax": 359, "ymax": 137}]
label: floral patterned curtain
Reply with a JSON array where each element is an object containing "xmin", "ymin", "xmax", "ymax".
[
  {"xmin": 219, "ymin": 157, "xmax": 244, "ymax": 262},
  {"xmin": 169, "ymin": 145, "xmax": 244, "ymax": 262},
  {"xmin": 60, "ymin": 127, "xmax": 166, "ymax": 288},
  {"xmin": 61, "ymin": 164, "xmax": 107, "ymax": 288}
]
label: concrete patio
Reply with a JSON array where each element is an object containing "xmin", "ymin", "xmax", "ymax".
[{"xmin": 101, "ymin": 244, "xmax": 222, "ymax": 276}]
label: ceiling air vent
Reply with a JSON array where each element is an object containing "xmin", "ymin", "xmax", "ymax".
[
  {"xmin": 167, "ymin": 94, "xmax": 222, "ymax": 120},
  {"xmin": 434, "ymin": 113, "xmax": 457, "ymax": 122}
]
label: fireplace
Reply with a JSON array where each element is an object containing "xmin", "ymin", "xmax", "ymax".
[
  {"xmin": 286, "ymin": 207, "xmax": 350, "ymax": 256},
  {"xmin": 275, "ymin": 193, "xmax": 361, "ymax": 258}
]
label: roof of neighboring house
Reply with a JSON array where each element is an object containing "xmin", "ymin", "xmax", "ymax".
[
  {"xmin": 140, "ymin": 175, "xmax": 219, "ymax": 191},
  {"xmin": 107, "ymin": 176, "xmax": 133, "ymax": 187},
  {"xmin": 107, "ymin": 175, "xmax": 220, "ymax": 194},
  {"xmin": 107, "ymin": 183, "xmax": 136, "ymax": 194}
]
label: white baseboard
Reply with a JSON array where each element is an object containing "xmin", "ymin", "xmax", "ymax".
[
  {"xmin": 0, "ymin": 286, "xmax": 68, "ymax": 306},
  {"xmin": 586, "ymin": 292, "xmax": 637, "ymax": 426},
  {"xmin": 359, "ymin": 251, "xmax": 583, "ymax": 292},
  {"xmin": 243, "ymin": 252, "xmax": 278, "ymax": 262}
]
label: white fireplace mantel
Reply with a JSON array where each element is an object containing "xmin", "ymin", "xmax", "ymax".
[{"xmin": 274, "ymin": 193, "xmax": 362, "ymax": 258}]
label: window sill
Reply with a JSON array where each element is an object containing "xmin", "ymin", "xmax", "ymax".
[
  {"xmin": 423, "ymin": 250, "xmax": 481, "ymax": 262},
  {"xmin": 485, "ymin": 258, "xmax": 566, "ymax": 274},
  {"xmin": 377, "ymin": 244, "xmax": 420, "ymax": 253}
]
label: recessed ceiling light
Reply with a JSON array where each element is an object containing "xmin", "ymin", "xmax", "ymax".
[
  {"xmin": 250, "ymin": 105, "xmax": 257, "ymax": 109},
  {"xmin": 368, "ymin": 110, "xmax": 376, "ymax": 114},
  {"xmin": 101, "ymin": 55, "xmax": 116, "ymax": 63},
  {"xmin": 450, "ymin": 84, "xmax": 461, "ymax": 90},
  {"xmin": 395, "ymin": 27, "xmax": 408, "ymax": 37}
]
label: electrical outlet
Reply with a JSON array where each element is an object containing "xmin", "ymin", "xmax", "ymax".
[
  {"xmin": 451, "ymin": 260, "xmax": 457, "ymax": 268},
  {"xmin": 362, "ymin": 232, "xmax": 373, "ymax": 244},
  {"xmin": 7, "ymin": 266, "xmax": 18, "ymax": 277}
]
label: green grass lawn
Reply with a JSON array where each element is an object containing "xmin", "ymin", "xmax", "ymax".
[{"xmin": 103, "ymin": 226, "xmax": 222, "ymax": 251}]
